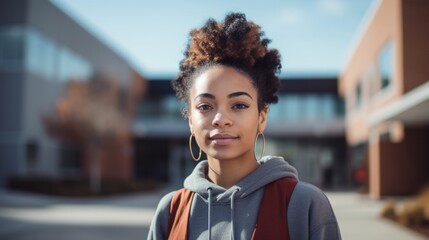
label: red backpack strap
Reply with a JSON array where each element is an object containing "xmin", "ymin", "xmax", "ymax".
[
  {"xmin": 252, "ymin": 177, "xmax": 298, "ymax": 240},
  {"xmin": 167, "ymin": 188, "xmax": 194, "ymax": 240}
]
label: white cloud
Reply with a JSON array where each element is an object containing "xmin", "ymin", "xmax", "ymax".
[
  {"xmin": 276, "ymin": 8, "xmax": 307, "ymax": 25},
  {"xmin": 319, "ymin": 0, "xmax": 347, "ymax": 16}
]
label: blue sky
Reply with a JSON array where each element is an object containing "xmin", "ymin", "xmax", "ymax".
[{"xmin": 51, "ymin": 0, "xmax": 374, "ymax": 78}]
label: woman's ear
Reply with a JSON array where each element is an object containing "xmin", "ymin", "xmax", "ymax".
[{"xmin": 258, "ymin": 106, "xmax": 268, "ymax": 133}]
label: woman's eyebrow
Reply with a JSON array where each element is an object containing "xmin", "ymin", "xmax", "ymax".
[
  {"xmin": 194, "ymin": 91, "xmax": 253, "ymax": 101},
  {"xmin": 228, "ymin": 91, "xmax": 253, "ymax": 99},
  {"xmin": 194, "ymin": 93, "xmax": 215, "ymax": 101}
]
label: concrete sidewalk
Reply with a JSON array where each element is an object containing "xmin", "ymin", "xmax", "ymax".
[
  {"xmin": 326, "ymin": 191, "xmax": 428, "ymax": 240},
  {"xmin": 0, "ymin": 188, "xmax": 427, "ymax": 240},
  {"xmin": 0, "ymin": 187, "xmax": 174, "ymax": 240}
]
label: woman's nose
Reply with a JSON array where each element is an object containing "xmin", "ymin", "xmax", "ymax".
[{"xmin": 212, "ymin": 111, "xmax": 232, "ymax": 128}]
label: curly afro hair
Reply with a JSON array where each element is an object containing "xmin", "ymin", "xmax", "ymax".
[{"xmin": 172, "ymin": 12, "xmax": 282, "ymax": 117}]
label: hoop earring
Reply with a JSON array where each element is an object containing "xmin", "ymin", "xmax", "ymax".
[
  {"xmin": 254, "ymin": 132, "xmax": 266, "ymax": 161},
  {"xmin": 189, "ymin": 134, "xmax": 202, "ymax": 161}
]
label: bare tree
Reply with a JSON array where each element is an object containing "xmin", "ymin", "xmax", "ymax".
[{"xmin": 45, "ymin": 74, "xmax": 131, "ymax": 193}]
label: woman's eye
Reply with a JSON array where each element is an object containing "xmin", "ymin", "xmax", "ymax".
[
  {"xmin": 232, "ymin": 103, "xmax": 249, "ymax": 110},
  {"xmin": 197, "ymin": 104, "xmax": 213, "ymax": 112}
]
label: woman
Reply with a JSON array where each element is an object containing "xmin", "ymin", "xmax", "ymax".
[{"xmin": 148, "ymin": 12, "xmax": 341, "ymax": 240}]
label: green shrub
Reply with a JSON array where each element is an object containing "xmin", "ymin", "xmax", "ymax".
[{"xmin": 381, "ymin": 200, "xmax": 397, "ymax": 219}]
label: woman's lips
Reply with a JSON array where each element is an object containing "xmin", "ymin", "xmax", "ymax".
[{"xmin": 209, "ymin": 133, "xmax": 239, "ymax": 145}]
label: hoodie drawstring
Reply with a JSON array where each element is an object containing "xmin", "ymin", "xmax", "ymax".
[
  {"xmin": 207, "ymin": 187, "xmax": 213, "ymax": 240},
  {"xmin": 206, "ymin": 187, "xmax": 240, "ymax": 240},
  {"xmin": 230, "ymin": 188, "xmax": 239, "ymax": 240}
]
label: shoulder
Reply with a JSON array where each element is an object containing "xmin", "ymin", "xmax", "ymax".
[
  {"xmin": 292, "ymin": 181, "xmax": 330, "ymax": 204},
  {"xmin": 289, "ymin": 182, "xmax": 341, "ymax": 239},
  {"xmin": 147, "ymin": 191, "xmax": 178, "ymax": 239},
  {"xmin": 290, "ymin": 181, "xmax": 335, "ymax": 217},
  {"xmin": 155, "ymin": 191, "xmax": 176, "ymax": 213}
]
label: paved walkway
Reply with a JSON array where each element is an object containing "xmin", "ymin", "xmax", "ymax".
[
  {"xmin": 0, "ymin": 186, "xmax": 175, "ymax": 240},
  {"xmin": 0, "ymin": 187, "xmax": 427, "ymax": 240},
  {"xmin": 326, "ymin": 191, "xmax": 428, "ymax": 240}
]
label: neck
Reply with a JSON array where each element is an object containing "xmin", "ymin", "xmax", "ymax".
[{"xmin": 207, "ymin": 156, "xmax": 259, "ymax": 189}]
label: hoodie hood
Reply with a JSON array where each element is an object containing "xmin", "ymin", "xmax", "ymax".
[{"xmin": 184, "ymin": 155, "xmax": 298, "ymax": 202}]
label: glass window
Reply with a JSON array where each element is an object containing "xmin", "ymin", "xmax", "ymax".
[
  {"xmin": 319, "ymin": 95, "xmax": 336, "ymax": 120},
  {"xmin": 25, "ymin": 28, "xmax": 58, "ymax": 80},
  {"xmin": 26, "ymin": 139, "xmax": 39, "ymax": 169},
  {"xmin": 162, "ymin": 95, "xmax": 183, "ymax": 118},
  {"xmin": 284, "ymin": 94, "xmax": 301, "ymax": 121},
  {"xmin": 138, "ymin": 95, "xmax": 185, "ymax": 120},
  {"xmin": 23, "ymin": 27, "xmax": 93, "ymax": 82},
  {"xmin": 303, "ymin": 94, "xmax": 319, "ymax": 121},
  {"xmin": 58, "ymin": 47, "xmax": 93, "ymax": 82},
  {"xmin": 355, "ymin": 80, "xmax": 362, "ymax": 108},
  {"xmin": 0, "ymin": 26, "xmax": 25, "ymax": 70},
  {"xmin": 268, "ymin": 93, "xmax": 343, "ymax": 122},
  {"xmin": 268, "ymin": 96, "xmax": 283, "ymax": 121},
  {"xmin": 59, "ymin": 142, "xmax": 82, "ymax": 170},
  {"xmin": 267, "ymin": 104, "xmax": 279, "ymax": 121},
  {"xmin": 379, "ymin": 41, "xmax": 394, "ymax": 90},
  {"xmin": 138, "ymin": 99, "xmax": 158, "ymax": 118},
  {"xmin": 335, "ymin": 98, "xmax": 345, "ymax": 116}
]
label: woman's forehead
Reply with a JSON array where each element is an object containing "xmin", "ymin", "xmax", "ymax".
[{"xmin": 191, "ymin": 65, "xmax": 256, "ymax": 95}]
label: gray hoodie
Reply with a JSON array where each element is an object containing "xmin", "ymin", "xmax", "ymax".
[{"xmin": 147, "ymin": 156, "xmax": 341, "ymax": 240}]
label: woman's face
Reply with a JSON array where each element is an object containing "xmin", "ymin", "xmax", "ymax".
[{"xmin": 188, "ymin": 65, "xmax": 267, "ymax": 162}]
